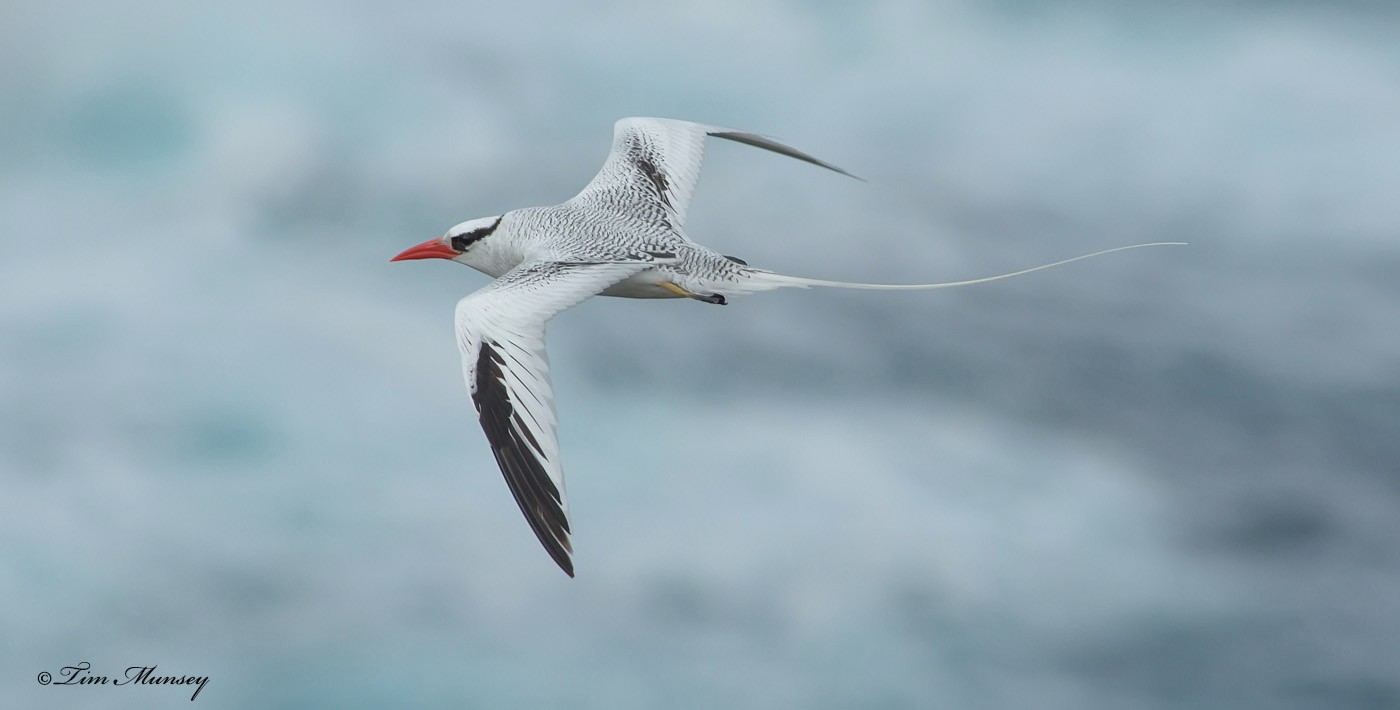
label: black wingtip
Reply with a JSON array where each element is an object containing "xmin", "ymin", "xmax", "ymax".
[
  {"xmin": 547, "ymin": 535, "xmax": 575, "ymax": 578},
  {"xmin": 473, "ymin": 340, "xmax": 578, "ymax": 580},
  {"xmin": 708, "ymin": 129, "xmax": 864, "ymax": 182}
]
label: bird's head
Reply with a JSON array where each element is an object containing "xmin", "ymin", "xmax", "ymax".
[{"xmin": 390, "ymin": 215, "xmax": 504, "ymax": 264}]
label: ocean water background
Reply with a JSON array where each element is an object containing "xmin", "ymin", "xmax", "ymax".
[{"xmin": 3, "ymin": 1, "xmax": 1398, "ymax": 708}]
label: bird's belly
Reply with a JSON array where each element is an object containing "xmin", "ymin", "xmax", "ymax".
[{"xmin": 599, "ymin": 270, "xmax": 683, "ymax": 299}]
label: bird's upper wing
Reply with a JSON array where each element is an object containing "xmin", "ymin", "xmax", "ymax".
[
  {"xmin": 570, "ymin": 117, "xmax": 858, "ymax": 228},
  {"xmin": 455, "ymin": 258, "xmax": 654, "ymax": 577}
]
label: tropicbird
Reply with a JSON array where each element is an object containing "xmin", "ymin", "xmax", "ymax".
[{"xmin": 392, "ymin": 117, "xmax": 1181, "ymax": 577}]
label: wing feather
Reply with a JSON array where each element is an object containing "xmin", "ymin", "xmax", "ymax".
[
  {"xmin": 455, "ymin": 259, "xmax": 653, "ymax": 577},
  {"xmin": 570, "ymin": 117, "xmax": 858, "ymax": 227}
]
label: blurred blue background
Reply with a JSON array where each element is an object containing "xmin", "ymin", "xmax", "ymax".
[{"xmin": 3, "ymin": 1, "xmax": 1398, "ymax": 708}]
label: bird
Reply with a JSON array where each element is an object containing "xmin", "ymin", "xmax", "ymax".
[{"xmin": 391, "ymin": 117, "xmax": 1182, "ymax": 577}]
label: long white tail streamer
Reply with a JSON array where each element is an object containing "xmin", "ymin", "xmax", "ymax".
[{"xmin": 737, "ymin": 242, "xmax": 1186, "ymax": 293}]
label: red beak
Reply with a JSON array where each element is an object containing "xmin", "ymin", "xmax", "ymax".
[{"xmin": 391, "ymin": 238, "xmax": 460, "ymax": 262}]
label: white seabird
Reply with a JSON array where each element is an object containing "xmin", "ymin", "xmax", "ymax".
[{"xmin": 392, "ymin": 116, "xmax": 1181, "ymax": 576}]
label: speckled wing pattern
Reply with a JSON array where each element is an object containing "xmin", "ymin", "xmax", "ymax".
[
  {"xmin": 455, "ymin": 259, "xmax": 655, "ymax": 576},
  {"xmin": 570, "ymin": 117, "xmax": 858, "ymax": 228}
]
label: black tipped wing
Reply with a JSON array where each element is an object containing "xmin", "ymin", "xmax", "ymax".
[
  {"xmin": 570, "ymin": 117, "xmax": 860, "ymax": 227},
  {"xmin": 473, "ymin": 340, "xmax": 573, "ymax": 576},
  {"xmin": 454, "ymin": 260, "xmax": 654, "ymax": 577},
  {"xmin": 707, "ymin": 130, "xmax": 861, "ymax": 181}
]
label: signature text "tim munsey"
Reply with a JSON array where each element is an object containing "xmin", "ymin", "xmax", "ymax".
[{"xmin": 38, "ymin": 661, "xmax": 208, "ymax": 701}]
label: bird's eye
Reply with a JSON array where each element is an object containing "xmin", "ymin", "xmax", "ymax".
[{"xmin": 450, "ymin": 216, "xmax": 504, "ymax": 252}]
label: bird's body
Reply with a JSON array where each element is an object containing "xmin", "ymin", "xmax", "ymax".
[
  {"xmin": 451, "ymin": 204, "xmax": 746, "ymax": 299},
  {"xmin": 392, "ymin": 117, "xmax": 1181, "ymax": 577}
]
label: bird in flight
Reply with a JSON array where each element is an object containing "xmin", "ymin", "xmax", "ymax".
[{"xmin": 392, "ymin": 117, "xmax": 1180, "ymax": 577}]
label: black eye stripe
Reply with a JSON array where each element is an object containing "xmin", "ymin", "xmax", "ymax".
[{"xmin": 450, "ymin": 216, "xmax": 503, "ymax": 251}]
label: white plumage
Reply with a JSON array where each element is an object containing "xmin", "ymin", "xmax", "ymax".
[{"xmin": 391, "ymin": 117, "xmax": 1181, "ymax": 576}]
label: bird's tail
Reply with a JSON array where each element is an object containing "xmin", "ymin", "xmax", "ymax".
[{"xmin": 730, "ymin": 242, "xmax": 1185, "ymax": 295}]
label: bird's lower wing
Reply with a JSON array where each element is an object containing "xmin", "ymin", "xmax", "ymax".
[{"xmin": 455, "ymin": 259, "xmax": 654, "ymax": 577}]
